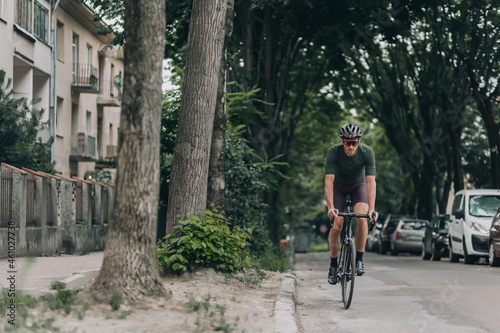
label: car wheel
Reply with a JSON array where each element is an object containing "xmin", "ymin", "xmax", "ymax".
[
  {"xmin": 379, "ymin": 242, "xmax": 387, "ymax": 255},
  {"xmin": 463, "ymin": 239, "xmax": 476, "ymax": 265},
  {"xmin": 432, "ymin": 242, "xmax": 441, "ymax": 261},
  {"xmin": 390, "ymin": 242, "xmax": 398, "ymax": 256},
  {"xmin": 423, "ymin": 242, "xmax": 431, "ymax": 260},
  {"xmin": 489, "ymin": 243, "xmax": 500, "ymax": 267},
  {"xmin": 449, "ymin": 237, "xmax": 460, "ymax": 263}
]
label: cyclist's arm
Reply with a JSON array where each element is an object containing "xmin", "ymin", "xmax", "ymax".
[
  {"xmin": 325, "ymin": 174, "xmax": 335, "ymax": 211},
  {"xmin": 366, "ymin": 175, "xmax": 377, "ymax": 221}
]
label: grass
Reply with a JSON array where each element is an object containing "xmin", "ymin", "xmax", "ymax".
[
  {"xmin": 185, "ymin": 293, "xmax": 238, "ymax": 333},
  {"xmin": 251, "ymin": 247, "xmax": 290, "ymax": 272},
  {"xmin": 308, "ymin": 235, "xmax": 330, "ymax": 252}
]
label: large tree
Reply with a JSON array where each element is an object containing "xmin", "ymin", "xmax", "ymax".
[
  {"xmin": 165, "ymin": 0, "xmax": 227, "ymax": 234},
  {"xmin": 91, "ymin": 0, "xmax": 167, "ymax": 302},
  {"xmin": 207, "ymin": 0, "xmax": 236, "ymax": 212},
  {"xmin": 449, "ymin": 0, "xmax": 500, "ymax": 188}
]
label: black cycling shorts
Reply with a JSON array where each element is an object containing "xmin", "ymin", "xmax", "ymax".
[{"xmin": 333, "ymin": 178, "xmax": 368, "ymax": 212}]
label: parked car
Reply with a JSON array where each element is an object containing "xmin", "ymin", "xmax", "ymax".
[
  {"xmin": 390, "ymin": 219, "xmax": 427, "ymax": 256},
  {"xmin": 449, "ymin": 189, "xmax": 500, "ymax": 264},
  {"xmin": 422, "ymin": 214, "xmax": 450, "ymax": 261},
  {"xmin": 366, "ymin": 221, "xmax": 383, "ymax": 252},
  {"xmin": 377, "ymin": 215, "xmax": 414, "ymax": 255},
  {"xmin": 488, "ymin": 206, "xmax": 500, "ymax": 267}
]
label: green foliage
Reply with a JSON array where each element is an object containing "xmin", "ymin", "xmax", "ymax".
[
  {"xmin": 109, "ymin": 292, "xmax": 122, "ymax": 311},
  {"xmin": 157, "ymin": 208, "xmax": 252, "ymax": 274},
  {"xmin": 225, "ymin": 132, "xmax": 271, "ymax": 255},
  {"xmin": 251, "ymin": 247, "xmax": 290, "ymax": 272},
  {"xmin": 44, "ymin": 289, "xmax": 79, "ymax": 315},
  {"xmin": 0, "ymin": 70, "xmax": 54, "ymax": 173}
]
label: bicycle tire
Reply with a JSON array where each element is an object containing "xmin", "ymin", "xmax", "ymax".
[{"xmin": 341, "ymin": 240, "xmax": 356, "ymax": 309}]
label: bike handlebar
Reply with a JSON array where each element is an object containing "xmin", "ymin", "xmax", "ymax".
[{"xmin": 331, "ymin": 211, "xmax": 378, "ymax": 231}]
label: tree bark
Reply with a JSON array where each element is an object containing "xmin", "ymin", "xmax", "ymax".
[
  {"xmin": 166, "ymin": 0, "xmax": 227, "ymax": 235},
  {"xmin": 91, "ymin": 0, "xmax": 166, "ymax": 303},
  {"xmin": 207, "ymin": 0, "xmax": 235, "ymax": 213}
]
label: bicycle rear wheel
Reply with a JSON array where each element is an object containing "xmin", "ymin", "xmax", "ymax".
[{"xmin": 341, "ymin": 240, "xmax": 356, "ymax": 309}]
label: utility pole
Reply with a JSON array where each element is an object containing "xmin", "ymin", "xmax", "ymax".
[{"xmin": 49, "ymin": 0, "xmax": 61, "ymax": 163}]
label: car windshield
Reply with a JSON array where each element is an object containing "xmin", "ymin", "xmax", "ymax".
[
  {"xmin": 401, "ymin": 220, "xmax": 426, "ymax": 230},
  {"xmin": 437, "ymin": 217, "xmax": 449, "ymax": 229},
  {"xmin": 469, "ymin": 195, "xmax": 500, "ymax": 217}
]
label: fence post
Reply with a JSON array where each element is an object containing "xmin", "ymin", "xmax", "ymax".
[
  {"xmin": 9, "ymin": 165, "xmax": 27, "ymax": 256},
  {"xmin": 59, "ymin": 178, "xmax": 76, "ymax": 254},
  {"xmin": 34, "ymin": 172, "xmax": 47, "ymax": 254}
]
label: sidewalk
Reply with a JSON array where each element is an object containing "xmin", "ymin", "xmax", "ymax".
[{"xmin": 0, "ymin": 252, "xmax": 104, "ymax": 296}]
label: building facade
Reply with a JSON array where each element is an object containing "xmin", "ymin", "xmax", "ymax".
[{"xmin": 0, "ymin": 0, "xmax": 123, "ymax": 180}]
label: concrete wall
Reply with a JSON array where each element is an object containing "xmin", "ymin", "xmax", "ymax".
[{"xmin": 0, "ymin": 163, "xmax": 112, "ymax": 258}]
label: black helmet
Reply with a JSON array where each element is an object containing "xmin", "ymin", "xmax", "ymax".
[{"xmin": 339, "ymin": 123, "xmax": 362, "ymax": 139}]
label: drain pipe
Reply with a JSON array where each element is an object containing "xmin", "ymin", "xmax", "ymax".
[{"xmin": 49, "ymin": 0, "xmax": 61, "ymax": 164}]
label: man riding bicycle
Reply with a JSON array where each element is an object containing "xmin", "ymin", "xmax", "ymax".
[{"xmin": 325, "ymin": 123, "xmax": 379, "ymax": 285}]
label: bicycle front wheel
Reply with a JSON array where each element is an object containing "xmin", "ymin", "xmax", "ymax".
[{"xmin": 341, "ymin": 240, "xmax": 356, "ymax": 309}]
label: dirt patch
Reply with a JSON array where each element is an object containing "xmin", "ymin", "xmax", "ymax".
[{"xmin": 14, "ymin": 269, "xmax": 284, "ymax": 332}]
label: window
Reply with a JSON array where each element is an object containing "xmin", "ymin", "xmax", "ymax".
[
  {"xmin": 56, "ymin": 22, "xmax": 64, "ymax": 60},
  {"xmin": 86, "ymin": 44, "xmax": 92, "ymax": 65},
  {"xmin": 33, "ymin": 1, "xmax": 48, "ymax": 42},
  {"xmin": 452, "ymin": 195, "xmax": 463, "ymax": 214},
  {"xmin": 72, "ymin": 33, "xmax": 79, "ymax": 80},
  {"xmin": 56, "ymin": 97, "xmax": 63, "ymax": 135},
  {"xmin": 86, "ymin": 111, "xmax": 91, "ymax": 135},
  {"xmin": 15, "ymin": 0, "xmax": 32, "ymax": 31}
]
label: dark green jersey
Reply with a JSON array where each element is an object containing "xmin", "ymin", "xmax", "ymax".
[{"xmin": 325, "ymin": 143, "xmax": 376, "ymax": 184}]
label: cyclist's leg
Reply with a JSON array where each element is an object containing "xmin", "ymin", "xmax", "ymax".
[
  {"xmin": 329, "ymin": 216, "xmax": 344, "ymax": 258},
  {"xmin": 330, "ymin": 180, "xmax": 347, "ymax": 258},
  {"xmin": 354, "ymin": 202, "xmax": 369, "ymax": 252},
  {"xmin": 351, "ymin": 178, "xmax": 369, "ymax": 253}
]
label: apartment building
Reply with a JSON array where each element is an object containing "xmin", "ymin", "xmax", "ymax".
[{"xmin": 0, "ymin": 0, "xmax": 123, "ymax": 180}]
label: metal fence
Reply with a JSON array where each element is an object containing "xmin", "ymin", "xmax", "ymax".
[
  {"xmin": 46, "ymin": 177, "xmax": 53, "ymax": 226},
  {"xmin": 102, "ymin": 185, "xmax": 108, "ymax": 224},
  {"xmin": 75, "ymin": 180, "xmax": 83, "ymax": 222},
  {"xmin": 26, "ymin": 173, "xmax": 36, "ymax": 227},
  {"xmin": 0, "ymin": 168, "xmax": 12, "ymax": 228}
]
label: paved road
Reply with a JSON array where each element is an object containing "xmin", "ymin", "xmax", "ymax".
[
  {"xmin": 0, "ymin": 252, "xmax": 103, "ymax": 295},
  {"xmin": 295, "ymin": 251, "xmax": 500, "ymax": 333}
]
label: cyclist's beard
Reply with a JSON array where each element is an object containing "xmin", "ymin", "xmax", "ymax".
[{"xmin": 344, "ymin": 146, "xmax": 357, "ymax": 156}]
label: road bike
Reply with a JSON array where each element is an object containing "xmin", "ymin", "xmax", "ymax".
[{"xmin": 330, "ymin": 201, "xmax": 374, "ymax": 309}]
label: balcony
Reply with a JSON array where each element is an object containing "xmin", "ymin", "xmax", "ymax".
[
  {"xmin": 72, "ymin": 64, "xmax": 99, "ymax": 94},
  {"xmin": 97, "ymin": 81, "xmax": 121, "ymax": 106},
  {"xmin": 70, "ymin": 133, "xmax": 96, "ymax": 162}
]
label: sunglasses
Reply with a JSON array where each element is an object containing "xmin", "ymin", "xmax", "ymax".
[{"xmin": 343, "ymin": 140, "xmax": 359, "ymax": 147}]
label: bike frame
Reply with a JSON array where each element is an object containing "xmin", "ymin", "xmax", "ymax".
[{"xmin": 331, "ymin": 201, "xmax": 371, "ymax": 309}]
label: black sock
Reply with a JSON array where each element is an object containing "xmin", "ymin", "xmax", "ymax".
[
  {"xmin": 356, "ymin": 251, "xmax": 364, "ymax": 262},
  {"xmin": 330, "ymin": 257, "xmax": 337, "ymax": 268}
]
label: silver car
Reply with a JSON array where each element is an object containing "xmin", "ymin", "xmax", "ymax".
[{"xmin": 390, "ymin": 219, "xmax": 428, "ymax": 256}]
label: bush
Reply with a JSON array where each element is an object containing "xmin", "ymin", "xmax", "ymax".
[
  {"xmin": 252, "ymin": 247, "xmax": 290, "ymax": 272},
  {"xmin": 157, "ymin": 208, "xmax": 252, "ymax": 274},
  {"xmin": 225, "ymin": 131, "xmax": 271, "ymax": 255}
]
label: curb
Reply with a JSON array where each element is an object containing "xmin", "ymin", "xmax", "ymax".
[
  {"xmin": 26, "ymin": 268, "xmax": 101, "ymax": 297},
  {"xmin": 274, "ymin": 272, "xmax": 298, "ymax": 333},
  {"xmin": 57, "ymin": 269, "xmax": 101, "ymax": 290}
]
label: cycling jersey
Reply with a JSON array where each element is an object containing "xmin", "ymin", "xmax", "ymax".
[{"xmin": 325, "ymin": 143, "xmax": 376, "ymax": 184}]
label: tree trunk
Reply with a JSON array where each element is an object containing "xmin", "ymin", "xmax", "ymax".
[
  {"xmin": 166, "ymin": 0, "xmax": 227, "ymax": 235},
  {"xmin": 91, "ymin": 0, "xmax": 166, "ymax": 303},
  {"xmin": 207, "ymin": 0, "xmax": 235, "ymax": 212}
]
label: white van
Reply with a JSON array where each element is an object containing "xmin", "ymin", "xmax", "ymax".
[{"xmin": 449, "ymin": 189, "xmax": 500, "ymax": 264}]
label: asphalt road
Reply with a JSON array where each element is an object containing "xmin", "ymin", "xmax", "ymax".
[{"xmin": 295, "ymin": 251, "xmax": 500, "ymax": 333}]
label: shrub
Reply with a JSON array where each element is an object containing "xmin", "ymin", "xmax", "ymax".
[{"xmin": 157, "ymin": 208, "xmax": 252, "ymax": 274}]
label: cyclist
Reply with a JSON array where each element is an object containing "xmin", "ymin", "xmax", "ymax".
[{"xmin": 324, "ymin": 123, "xmax": 379, "ymax": 285}]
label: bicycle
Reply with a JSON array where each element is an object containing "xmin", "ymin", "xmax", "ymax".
[{"xmin": 330, "ymin": 200, "xmax": 375, "ymax": 309}]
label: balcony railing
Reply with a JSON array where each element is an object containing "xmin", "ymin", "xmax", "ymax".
[
  {"xmin": 97, "ymin": 80, "xmax": 121, "ymax": 106},
  {"xmin": 70, "ymin": 133, "xmax": 96, "ymax": 161},
  {"xmin": 72, "ymin": 63, "xmax": 99, "ymax": 94}
]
